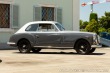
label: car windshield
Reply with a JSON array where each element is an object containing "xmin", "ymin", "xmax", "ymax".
[{"xmin": 55, "ymin": 23, "xmax": 65, "ymax": 31}]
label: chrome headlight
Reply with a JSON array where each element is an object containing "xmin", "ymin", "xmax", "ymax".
[
  {"xmin": 97, "ymin": 35, "xmax": 100, "ymax": 43},
  {"xmin": 93, "ymin": 34, "xmax": 100, "ymax": 45},
  {"xmin": 93, "ymin": 34, "xmax": 96, "ymax": 40}
]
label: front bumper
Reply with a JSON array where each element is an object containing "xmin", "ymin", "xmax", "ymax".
[
  {"xmin": 92, "ymin": 34, "xmax": 102, "ymax": 48},
  {"xmin": 91, "ymin": 44, "xmax": 102, "ymax": 48},
  {"xmin": 7, "ymin": 42, "xmax": 16, "ymax": 46}
]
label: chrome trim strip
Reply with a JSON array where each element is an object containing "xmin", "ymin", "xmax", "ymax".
[{"xmin": 7, "ymin": 42, "xmax": 16, "ymax": 45}]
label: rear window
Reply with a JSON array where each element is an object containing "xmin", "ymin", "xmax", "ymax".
[{"xmin": 25, "ymin": 24, "xmax": 38, "ymax": 31}]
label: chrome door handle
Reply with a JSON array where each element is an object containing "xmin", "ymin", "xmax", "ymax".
[{"xmin": 36, "ymin": 35, "xmax": 39, "ymax": 38}]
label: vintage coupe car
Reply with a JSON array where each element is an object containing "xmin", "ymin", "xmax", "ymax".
[{"xmin": 8, "ymin": 21, "xmax": 101, "ymax": 54}]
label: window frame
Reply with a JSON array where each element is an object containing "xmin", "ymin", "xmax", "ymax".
[
  {"xmin": 33, "ymin": 5, "xmax": 62, "ymax": 24},
  {"xmin": 0, "ymin": 3, "xmax": 13, "ymax": 32},
  {"xmin": 25, "ymin": 24, "xmax": 39, "ymax": 32},
  {"xmin": 37, "ymin": 23, "xmax": 56, "ymax": 32},
  {"xmin": 0, "ymin": 3, "xmax": 19, "ymax": 32},
  {"xmin": 25, "ymin": 23, "xmax": 58, "ymax": 32}
]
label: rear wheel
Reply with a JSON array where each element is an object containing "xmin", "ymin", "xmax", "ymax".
[
  {"xmin": 18, "ymin": 40, "xmax": 31, "ymax": 53},
  {"xmin": 89, "ymin": 48, "xmax": 96, "ymax": 53},
  {"xmin": 75, "ymin": 39, "xmax": 91, "ymax": 54},
  {"xmin": 32, "ymin": 48, "xmax": 41, "ymax": 53}
]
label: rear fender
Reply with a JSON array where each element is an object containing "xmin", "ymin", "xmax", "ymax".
[{"xmin": 14, "ymin": 33, "xmax": 36, "ymax": 46}]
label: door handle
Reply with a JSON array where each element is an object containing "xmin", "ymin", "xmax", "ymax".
[{"xmin": 36, "ymin": 35, "xmax": 39, "ymax": 38}]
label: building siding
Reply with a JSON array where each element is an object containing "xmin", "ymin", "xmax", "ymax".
[{"xmin": 14, "ymin": 0, "xmax": 74, "ymax": 30}]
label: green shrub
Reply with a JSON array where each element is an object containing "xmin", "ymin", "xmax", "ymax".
[
  {"xmin": 107, "ymin": 28, "xmax": 110, "ymax": 33},
  {"xmin": 86, "ymin": 19, "xmax": 99, "ymax": 34},
  {"xmin": 89, "ymin": 13, "xmax": 98, "ymax": 22},
  {"xmin": 98, "ymin": 27, "xmax": 106, "ymax": 33}
]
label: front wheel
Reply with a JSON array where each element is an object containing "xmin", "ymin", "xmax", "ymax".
[
  {"xmin": 75, "ymin": 39, "xmax": 91, "ymax": 54},
  {"xmin": 18, "ymin": 40, "xmax": 31, "ymax": 53},
  {"xmin": 89, "ymin": 48, "xmax": 96, "ymax": 53}
]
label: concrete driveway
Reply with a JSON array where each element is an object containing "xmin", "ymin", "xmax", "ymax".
[{"xmin": 0, "ymin": 48, "xmax": 110, "ymax": 73}]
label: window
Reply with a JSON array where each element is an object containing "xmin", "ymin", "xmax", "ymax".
[
  {"xmin": 55, "ymin": 23, "xmax": 65, "ymax": 31},
  {"xmin": 34, "ymin": 6, "xmax": 62, "ymax": 23},
  {"xmin": 0, "ymin": 3, "xmax": 19, "ymax": 29},
  {"xmin": 42, "ymin": 7, "xmax": 54, "ymax": 21},
  {"xmin": 25, "ymin": 24, "xmax": 38, "ymax": 31},
  {"xmin": 0, "ymin": 4, "xmax": 10, "ymax": 28},
  {"xmin": 38, "ymin": 24, "xmax": 55, "ymax": 32}
]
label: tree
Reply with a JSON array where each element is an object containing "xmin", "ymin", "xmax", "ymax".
[
  {"xmin": 86, "ymin": 19, "xmax": 99, "ymax": 34},
  {"xmin": 98, "ymin": 27, "xmax": 106, "ymax": 33},
  {"xmin": 80, "ymin": 20, "xmax": 88, "ymax": 29},
  {"xmin": 89, "ymin": 13, "xmax": 98, "ymax": 22},
  {"xmin": 99, "ymin": 12, "xmax": 110, "ymax": 29},
  {"xmin": 80, "ymin": 20, "xmax": 83, "ymax": 29},
  {"xmin": 105, "ymin": 12, "xmax": 110, "ymax": 17},
  {"xmin": 107, "ymin": 28, "xmax": 110, "ymax": 33},
  {"xmin": 82, "ymin": 21, "xmax": 88, "ymax": 29}
]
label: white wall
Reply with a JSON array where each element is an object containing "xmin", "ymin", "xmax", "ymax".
[
  {"xmin": 14, "ymin": 0, "xmax": 79, "ymax": 30},
  {"xmin": 73, "ymin": 0, "xmax": 80, "ymax": 31}
]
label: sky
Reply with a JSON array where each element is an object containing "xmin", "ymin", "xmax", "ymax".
[{"xmin": 80, "ymin": 0, "xmax": 110, "ymax": 21}]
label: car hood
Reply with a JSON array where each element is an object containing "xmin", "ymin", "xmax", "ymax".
[{"xmin": 60, "ymin": 31, "xmax": 96, "ymax": 35}]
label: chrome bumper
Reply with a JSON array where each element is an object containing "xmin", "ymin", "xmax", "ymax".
[
  {"xmin": 7, "ymin": 42, "xmax": 16, "ymax": 46},
  {"xmin": 91, "ymin": 44, "xmax": 102, "ymax": 48}
]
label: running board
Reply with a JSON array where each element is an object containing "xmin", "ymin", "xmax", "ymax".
[{"xmin": 33, "ymin": 46, "xmax": 73, "ymax": 49}]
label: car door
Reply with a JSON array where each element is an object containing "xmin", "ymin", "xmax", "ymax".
[{"xmin": 35, "ymin": 23, "xmax": 62, "ymax": 47}]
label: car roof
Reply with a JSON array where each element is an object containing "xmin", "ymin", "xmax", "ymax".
[{"xmin": 15, "ymin": 21, "xmax": 59, "ymax": 34}]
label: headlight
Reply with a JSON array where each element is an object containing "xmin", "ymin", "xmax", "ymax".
[
  {"xmin": 93, "ymin": 34, "xmax": 96, "ymax": 41},
  {"xmin": 97, "ymin": 35, "xmax": 100, "ymax": 43},
  {"xmin": 93, "ymin": 34, "xmax": 99, "ymax": 45}
]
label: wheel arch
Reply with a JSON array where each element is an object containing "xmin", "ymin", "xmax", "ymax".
[
  {"xmin": 16, "ymin": 33, "xmax": 36, "ymax": 46},
  {"xmin": 74, "ymin": 38, "xmax": 91, "ymax": 48},
  {"xmin": 17, "ymin": 38, "xmax": 31, "ymax": 46}
]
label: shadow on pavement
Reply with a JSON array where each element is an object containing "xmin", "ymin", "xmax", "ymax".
[
  {"xmin": 0, "ymin": 43, "xmax": 17, "ymax": 50},
  {"xmin": 0, "ymin": 48, "xmax": 17, "ymax": 50},
  {"xmin": 14, "ymin": 51, "xmax": 105, "ymax": 55},
  {"xmin": 0, "ymin": 59, "xmax": 2, "ymax": 63}
]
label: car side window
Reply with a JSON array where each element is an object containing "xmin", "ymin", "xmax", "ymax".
[
  {"xmin": 38, "ymin": 24, "xmax": 56, "ymax": 32},
  {"xmin": 25, "ymin": 24, "xmax": 38, "ymax": 31}
]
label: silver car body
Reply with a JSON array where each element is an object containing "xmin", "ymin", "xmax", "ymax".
[{"xmin": 7, "ymin": 21, "xmax": 101, "ymax": 49}]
